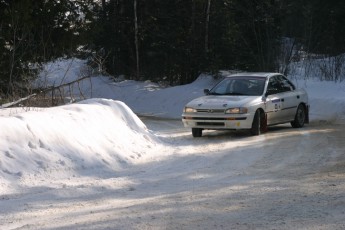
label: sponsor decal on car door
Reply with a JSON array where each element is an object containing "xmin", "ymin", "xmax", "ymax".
[{"xmin": 265, "ymin": 95, "xmax": 283, "ymax": 125}]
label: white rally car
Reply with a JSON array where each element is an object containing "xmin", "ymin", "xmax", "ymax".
[{"xmin": 182, "ymin": 72, "xmax": 309, "ymax": 137}]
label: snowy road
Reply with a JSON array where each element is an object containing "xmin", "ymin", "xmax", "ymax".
[{"xmin": 1, "ymin": 119, "xmax": 345, "ymax": 230}]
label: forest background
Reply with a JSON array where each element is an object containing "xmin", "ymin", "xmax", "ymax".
[{"xmin": 1, "ymin": 0, "xmax": 345, "ymax": 102}]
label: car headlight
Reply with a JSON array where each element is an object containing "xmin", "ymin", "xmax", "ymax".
[
  {"xmin": 225, "ymin": 107, "xmax": 248, "ymax": 114},
  {"xmin": 184, "ymin": 107, "xmax": 197, "ymax": 113}
]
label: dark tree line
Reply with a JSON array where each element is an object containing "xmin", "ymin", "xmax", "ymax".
[
  {"xmin": 281, "ymin": 0, "xmax": 345, "ymax": 56},
  {"xmin": 1, "ymin": 0, "xmax": 345, "ymax": 99},
  {"xmin": 91, "ymin": 0, "xmax": 283, "ymax": 84},
  {"xmin": 0, "ymin": 0, "xmax": 95, "ymax": 98}
]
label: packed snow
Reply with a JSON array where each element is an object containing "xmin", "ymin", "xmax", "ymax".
[{"xmin": 1, "ymin": 58, "xmax": 345, "ymax": 229}]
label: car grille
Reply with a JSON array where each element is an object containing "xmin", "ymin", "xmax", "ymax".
[
  {"xmin": 192, "ymin": 117, "xmax": 226, "ymax": 120},
  {"xmin": 197, "ymin": 122, "xmax": 225, "ymax": 126},
  {"xmin": 196, "ymin": 109, "xmax": 225, "ymax": 113}
]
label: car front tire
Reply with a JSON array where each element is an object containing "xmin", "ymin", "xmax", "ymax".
[
  {"xmin": 291, "ymin": 104, "xmax": 306, "ymax": 128},
  {"xmin": 251, "ymin": 110, "xmax": 261, "ymax": 135},
  {"xmin": 251, "ymin": 109, "xmax": 267, "ymax": 135},
  {"xmin": 192, "ymin": 128, "xmax": 202, "ymax": 137}
]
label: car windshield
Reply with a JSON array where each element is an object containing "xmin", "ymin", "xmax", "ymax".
[{"xmin": 209, "ymin": 77, "xmax": 266, "ymax": 96}]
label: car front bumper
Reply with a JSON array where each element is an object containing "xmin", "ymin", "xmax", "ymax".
[{"xmin": 182, "ymin": 113, "xmax": 255, "ymax": 130}]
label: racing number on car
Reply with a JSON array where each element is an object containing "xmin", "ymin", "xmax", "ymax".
[{"xmin": 272, "ymin": 99, "xmax": 281, "ymax": 111}]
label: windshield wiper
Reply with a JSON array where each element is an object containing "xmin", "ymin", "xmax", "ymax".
[
  {"xmin": 208, "ymin": 92, "xmax": 222, "ymax": 95},
  {"xmin": 224, "ymin": 92, "xmax": 245, "ymax": 95},
  {"xmin": 209, "ymin": 92, "xmax": 247, "ymax": 96}
]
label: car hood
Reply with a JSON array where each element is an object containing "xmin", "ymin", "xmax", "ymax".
[{"xmin": 185, "ymin": 95, "xmax": 261, "ymax": 109}]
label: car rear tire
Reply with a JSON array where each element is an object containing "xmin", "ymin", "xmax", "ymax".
[
  {"xmin": 291, "ymin": 104, "xmax": 306, "ymax": 128},
  {"xmin": 192, "ymin": 128, "xmax": 202, "ymax": 137}
]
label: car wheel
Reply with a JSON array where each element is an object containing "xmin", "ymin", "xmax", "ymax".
[
  {"xmin": 250, "ymin": 110, "xmax": 267, "ymax": 136},
  {"xmin": 291, "ymin": 104, "xmax": 306, "ymax": 128},
  {"xmin": 192, "ymin": 128, "xmax": 202, "ymax": 137},
  {"xmin": 251, "ymin": 110, "xmax": 262, "ymax": 136}
]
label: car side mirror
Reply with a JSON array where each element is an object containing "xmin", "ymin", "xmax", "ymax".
[{"xmin": 204, "ymin": 89, "xmax": 210, "ymax": 95}]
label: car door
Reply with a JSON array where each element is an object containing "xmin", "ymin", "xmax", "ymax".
[
  {"xmin": 276, "ymin": 75, "xmax": 299, "ymax": 121},
  {"xmin": 265, "ymin": 76, "xmax": 284, "ymax": 125}
]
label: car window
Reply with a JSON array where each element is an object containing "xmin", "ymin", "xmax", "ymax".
[
  {"xmin": 210, "ymin": 79, "xmax": 230, "ymax": 94},
  {"xmin": 210, "ymin": 77, "xmax": 265, "ymax": 96},
  {"xmin": 232, "ymin": 80, "xmax": 249, "ymax": 94},
  {"xmin": 267, "ymin": 75, "xmax": 296, "ymax": 95},
  {"xmin": 246, "ymin": 79, "xmax": 265, "ymax": 95},
  {"xmin": 267, "ymin": 76, "xmax": 281, "ymax": 95},
  {"xmin": 278, "ymin": 75, "xmax": 295, "ymax": 91}
]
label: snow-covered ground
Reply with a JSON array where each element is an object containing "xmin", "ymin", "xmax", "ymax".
[{"xmin": 1, "ymin": 58, "xmax": 345, "ymax": 229}]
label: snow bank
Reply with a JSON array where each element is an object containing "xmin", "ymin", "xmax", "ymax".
[
  {"xmin": 0, "ymin": 99, "xmax": 160, "ymax": 194},
  {"xmin": 101, "ymin": 74, "xmax": 220, "ymax": 118},
  {"xmin": 294, "ymin": 80, "xmax": 345, "ymax": 125}
]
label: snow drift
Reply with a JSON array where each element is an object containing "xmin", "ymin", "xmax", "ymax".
[{"xmin": 0, "ymin": 99, "xmax": 160, "ymax": 194}]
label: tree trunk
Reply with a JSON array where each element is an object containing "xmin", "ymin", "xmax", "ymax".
[
  {"xmin": 101, "ymin": 0, "xmax": 106, "ymax": 19},
  {"xmin": 205, "ymin": 0, "xmax": 211, "ymax": 55},
  {"xmin": 134, "ymin": 0, "xmax": 140, "ymax": 79}
]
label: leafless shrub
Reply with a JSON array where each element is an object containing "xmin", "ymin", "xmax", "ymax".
[
  {"xmin": 318, "ymin": 55, "xmax": 344, "ymax": 81},
  {"xmin": 1, "ymin": 59, "xmax": 95, "ymax": 109},
  {"xmin": 286, "ymin": 51, "xmax": 345, "ymax": 82}
]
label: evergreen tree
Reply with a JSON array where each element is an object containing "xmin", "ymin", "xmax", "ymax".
[
  {"xmin": 0, "ymin": 0, "xmax": 94, "ymax": 97},
  {"xmin": 281, "ymin": 0, "xmax": 345, "ymax": 55},
  {"xmin": 2, "ymin": 0, "xmax": 345, "ymax": 94}
]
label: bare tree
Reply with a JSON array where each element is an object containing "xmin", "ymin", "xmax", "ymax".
[
  {"xmin": 134, "ymin": 0, "xmax": 140, "ymax": 79},
  {"xmin": 205, "ymin": 0, "xmax": 211, "ymax": 55}
]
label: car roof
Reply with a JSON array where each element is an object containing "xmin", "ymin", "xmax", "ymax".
[{"xmin": 226, "ymin": 72, "xmax": 282, "ymax": 79}]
